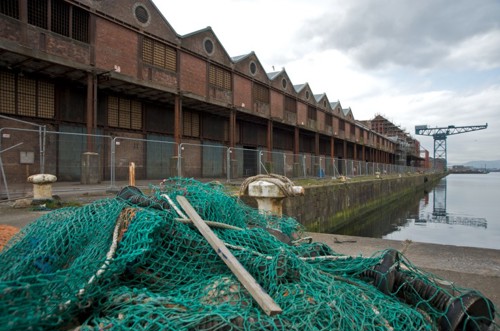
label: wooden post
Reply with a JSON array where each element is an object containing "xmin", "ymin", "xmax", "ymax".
[
  {"xmin": 176, "ymin": 195, "xmax": 282, "ymax": 316},
  {"xmin": 129, "ymin": 162, "xmax": 135, "ymax": 186}
]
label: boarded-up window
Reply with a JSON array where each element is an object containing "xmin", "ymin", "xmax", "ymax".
[
  {"xmin": 38, "ymin": 81, "xmax": 54, "ymax": 118},
  {"xmin": 0, "ymin": 71, "xmax": 54, "ymax": 118},
  {"xmin": 107, "ymin": 96, "xmax": 142, "ymax": 129},
  {"xmin": 145, "ymin": 103, "xmax": 174, "ymax": 133},
  {"xmin": 307, "ymin": 106, "xmax": 316, "ymax": 120},
  {"xmin": 209, "ymin": 65, "xmax": 231, "ymax": 90},
  {"xmin": 240, "ymin": 122, "xmax": 266, "ymax": 146},
  {"xmin": 319, "ymin": 137, "xmax": 330, "ymax": 155},
  {"xmin": 284, "ymin": 96, "xmax": 296, "ymax": 113},
  {"xmin": 300, "ymin": 134, "xmax": 314, "ymax": 153},
  {"xmin": 325, "ymin": 113, "xmax": 332, "ymax": 128},
  {"xmin": 143, "ymin": 38, "xmax": 177, "ymax": 72},
  {"xmin": 203, "ymin": 115, "xmax": 228, "ymax": 141},
  {"xmin": 253, "ymin": 83, "xmax": 269, "ymax": 103},
  {"xmin": 339, "ymin": 119, "xmax": 345, "ymax": 131},
  {"xmin": 183, "ymin": 110, "xmax": 200, "ymax": 138},
  {"xmin": 0, "ymin": 71, "xmax": 16, "ymax": 115},
  {"xmin": 273, "ymin": 128, "xmax": 293, "ymax": 150}
]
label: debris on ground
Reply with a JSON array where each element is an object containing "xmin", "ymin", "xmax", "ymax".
[{"xmin": 0, "ymin": 225, "xmax": 19, "ymax": 251}]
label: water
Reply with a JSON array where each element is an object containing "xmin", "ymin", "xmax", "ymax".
[{"xmin": 336, "ymin": 172, "xmax": 500, "ymax": 250}]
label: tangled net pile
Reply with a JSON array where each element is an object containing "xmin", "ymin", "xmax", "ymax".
[{"xmin": 0, "ymin": 178, "xmax": 497, "ymax": 330}]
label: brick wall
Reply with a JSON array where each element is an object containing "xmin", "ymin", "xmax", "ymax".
[
  {"xmin": 270, "ymin": 90, "xmax": 283, "ymax": 119},
  {"xmin": 297, "ymin": 102, "xmax": 307, "ymax": 125},
  {"xmin": 281, "ymin": 174, "xmax": 442, "ymax": 232},
  {"xmin": 95, "ymin": 19, "xmax": 138, "ymax": 77},
  {"xmin": 179, "ymin": 53, "xmax": 207, "ymax": 97},
  {"xmin": 233, "ymin": 75, "xmax": 251, "ymax": 111}
]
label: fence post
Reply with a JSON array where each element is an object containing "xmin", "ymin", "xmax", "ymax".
[
  {"xmin": 39, "ymin": 125, "xmax": 46, "ymax": 174},
  {"xmin": 110, "ymin": 137, "xmax": 116, "ymax": 190},
  {"xmin": 302, "ymin": 155, "xmax": 306, "ymax": 178},
  {"xmin": 178, "ymin": 144, "xmax": 183, "ymax": 178},
  {"xmin": 226, "ymin": 148, "xmax": 231, "ymax": 182}
]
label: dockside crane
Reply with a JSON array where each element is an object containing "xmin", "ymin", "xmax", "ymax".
[{"xmin": 415, "ymin": 123, "xmax": 488, "ymax": 168}]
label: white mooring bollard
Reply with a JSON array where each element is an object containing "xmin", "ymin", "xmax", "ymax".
[
  {"xmin": 248, "ymin": 180, "xmax": 304, "ymax": 217},
  {"xmin": 27, "ymin": 174, "xmax": 57, "ymax": 202}
]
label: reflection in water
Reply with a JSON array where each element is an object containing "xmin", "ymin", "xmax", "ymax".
[
  {"xmin": 334, "ymin": 189, "xmax": 425, "ymax": 238},
  {"xmin": 334, "ymin": 175, "xmax": 493, "ymax": 248},
  {"xmin": 412, "ymin": 178, "xmax": 487, "ymax": 229}
]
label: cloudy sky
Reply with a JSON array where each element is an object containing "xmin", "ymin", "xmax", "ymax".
[{"xmin": 156, "ymin": 0, "xmax": 500, "ymax": 165}]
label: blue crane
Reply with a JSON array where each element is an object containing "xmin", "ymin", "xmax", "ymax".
[{"xmin": 415, "ymin": 123, "xmax": 488, "ymax": 169}]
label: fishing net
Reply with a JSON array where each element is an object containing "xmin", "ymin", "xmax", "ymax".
[{"xmin": 0, "ymin": 177, "xmax": 497, "ymax": 330}]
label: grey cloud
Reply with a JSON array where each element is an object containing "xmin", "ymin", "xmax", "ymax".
[{"xmin": 299, "ymin": 0, "xmax": 500, "ymax": 70}]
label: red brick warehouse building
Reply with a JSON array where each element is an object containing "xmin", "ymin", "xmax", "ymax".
[{"xmin": 0, "ymin": 0, "xmax": 423, "ymax": 185}]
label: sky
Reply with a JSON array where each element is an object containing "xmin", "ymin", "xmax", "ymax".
[{"xmin": 155, "ymin": 0, "xmax": 500, "ymax": 165}]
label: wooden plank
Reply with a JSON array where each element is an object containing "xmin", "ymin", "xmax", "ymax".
[{"xmin": 176, "ymin": 195, "xmax": 282, "ymax": 316}]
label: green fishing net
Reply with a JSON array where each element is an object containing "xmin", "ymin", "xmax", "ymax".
[{"xmin": 0, "ymin": 177, "xmax": 497, "ymax": 330}]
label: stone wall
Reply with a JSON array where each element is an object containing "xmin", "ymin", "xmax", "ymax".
[{"xmin": 243, "ymin": 173, "xmax": 443, "ymax": 232}]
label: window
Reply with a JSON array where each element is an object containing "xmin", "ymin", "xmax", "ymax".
[
  {"xmin": 325, "ymin": 114, "xmax": 332, "ymax": 126},
  {"xmin": 0, "ymin": 71, "xmax": 54, "ymax": 119},
  {"xmin": 28, "ymin": 0, "xmax": 48, "ymax": 29},
  {"xmin": 51, "ymin": 0, "xmax": 70, "ymax": 37},
  {"xmin": 253, "ymin": 83, "xmax": 269, "ymax": 103},
  {"xmin": 27, "ymin": 0, "xmax": 89, "ymax": 43},
  {"xmin": 134, "ymin": 4, "xmax": 150, "ymax": 25},
  {"xmin": 284, "ymin": 96, "xmax": 296, "ymax": 123},
  {"xmin": 307, "ymin": 106, "xmax": 316, "ymax": 120},
  {"xmin": 143, "ymin": 37, "xmax": 177, "ymax": 72},
  {"xmin": 72, "ymin": 6, "xmax": 89, "ymax": 43},
  {"xmin": 107, "ymin": 96, "xmax": 142, "ymax": 130},
  {"xmin": 209, "ymin": 65, "xmax": 231, "ymax": 90},
  {"xmin": 0, "ymin": 0, "xmax": 19, "ymax": 19},
  {"xmin": 281, "ymin": 78, "xmax": 287, "ymax": 89},
  {"xmin": 249, "ymin": 61, "xmax": 257, "ymax": 75},
  {"xmin": 204, "ymin": 38, "xmax": 214, "ymax": 55},
  {"xmin": 183, "ymin": 111, "xmax": 200, "ymax": 138},
  {"xmin": 284, "ymin": 96, "xmax": 296, "ymax": 113},
  {"xmin": 339, "ymin": 119, "xmax": 345, "ymax": 131}
]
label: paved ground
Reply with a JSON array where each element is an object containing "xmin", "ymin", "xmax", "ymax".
[{"xmin": 1, "ymin": 190, "xmax": 499, "ymax": 327}]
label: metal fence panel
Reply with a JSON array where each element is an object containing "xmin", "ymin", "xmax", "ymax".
[
  {"xmin": 145, "ymin": 134, "xmax": 176, "ymax": 180},
  {"xmin": 179, "ymin": 143, "xmax": 228, "ymax": 179},
  {"xmin": 1, "ymin": 123, "xmax": 431, "ymax": 197},
  {"xmin": 229, "ymin": 147, "xmax": 261, "ymax": 180}
]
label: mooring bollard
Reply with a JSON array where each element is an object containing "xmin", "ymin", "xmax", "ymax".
[
  {"xmin": 27, "ymin": 174, "xmax": 57, "ymax": 203},
  {"xmin": 247, "ymin": 180, "xmax": 304, "ymax": 217}
]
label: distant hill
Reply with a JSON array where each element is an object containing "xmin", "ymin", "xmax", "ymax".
[{"xmin": 462, "ymin": 160, "xmax": 500, "ymax": 169}]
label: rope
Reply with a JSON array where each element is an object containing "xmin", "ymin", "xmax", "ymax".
[{"xmin": 238, "ymin": 173, "xmax": 299, "ymax": 198}]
